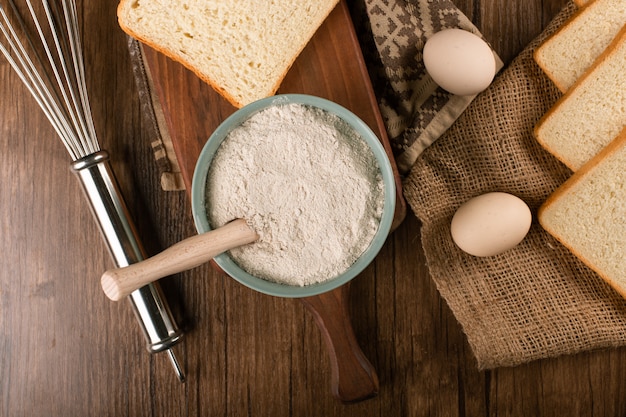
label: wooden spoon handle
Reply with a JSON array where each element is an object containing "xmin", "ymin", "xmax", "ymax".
[
  {"xmin": 101, "ymin": 219, "xmax": 258, "ymax": 301},
  {"xmin": 300, "ymin": 284, "xmax": 379, "ymax": 403}
]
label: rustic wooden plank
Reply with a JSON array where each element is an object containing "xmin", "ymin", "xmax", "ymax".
[{"xmin": 8, "ymin": 0, "xmax": 626, "ymax": 416}]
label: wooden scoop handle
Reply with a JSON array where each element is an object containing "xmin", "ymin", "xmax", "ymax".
[
  {"xmin": 300, "ymin": 284, "xmax": 379, "ymax": 403},
  {"xmin": 101, "ymin": 219, "xmax": 258, "ymax": 301}
]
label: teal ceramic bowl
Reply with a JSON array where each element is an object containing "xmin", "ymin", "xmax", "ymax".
[{"xmin": 191, "ymin": 94, "xmax": 395, "ymax": 298}]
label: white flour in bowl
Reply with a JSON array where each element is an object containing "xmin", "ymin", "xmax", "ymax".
[{"xmin": 205, "ymin": 102, "xmax": 385, "ymax": 286}]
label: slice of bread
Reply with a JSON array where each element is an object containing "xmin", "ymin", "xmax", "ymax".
[
  {"xmin": 118, "ymin": 0, "xmax": 339, "ymax": 108},
  {"xmin": 534, "ymin": 25, "xmax": 626, "ymax": 171},
  {"xmin": 534, "ymin": 0, "xmax": 626, "ymax": 92},
  {"xmin": 575, "ymin": 0, "xmax": 590, "ymax": 6},
  {"xmin": 539, "ymin": 126, "xmax": 626, "ymax": 299}
]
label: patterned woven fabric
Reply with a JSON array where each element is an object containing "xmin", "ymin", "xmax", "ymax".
[{"xmin": 350, "ymin": 0, "xmax": 502, "ymax": 173}]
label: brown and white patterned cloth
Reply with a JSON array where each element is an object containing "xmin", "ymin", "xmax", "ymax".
[{"xmin": 350, "ymin": 0, "xmax": 503, "ymax": 173}]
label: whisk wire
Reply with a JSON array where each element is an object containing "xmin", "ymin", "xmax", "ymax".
[
  {"xmin": 0, "ymin": 5, "xmax": 75, "ymax": 154},
  {"xmin": 30, "ymin": 0, "xmax": 97, "ymax": 157},
  {"xmin": 52, "ymin": 0, "xmax": 98, "ymax": 155},
  {"xmin": 1, "ymin": 1, "xmax": 79, "ymax": 157},
  {"xmin": 0, "ymin": 0, "xmax": 99, "ymax": 160},
  {"xmin": 61, "ymin": 0, "xmax": 98, "ymax": 154}
]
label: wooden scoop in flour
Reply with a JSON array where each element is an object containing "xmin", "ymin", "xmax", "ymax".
[{"xmin": 101, "ymin": 219, "xmax": 258, "ymax": 301}]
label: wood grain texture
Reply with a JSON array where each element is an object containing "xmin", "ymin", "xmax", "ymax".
[{"xmin": 5, "ymin": 0, "xmax": 626, "ymax": 416}]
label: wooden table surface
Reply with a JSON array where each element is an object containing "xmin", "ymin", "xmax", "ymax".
[{"xmin": 5, "ymin": 0, "xmax": 626, "ymax": 416}]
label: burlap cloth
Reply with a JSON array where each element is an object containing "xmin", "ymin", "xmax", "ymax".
[{"xmin": 402, "ymin": 2, "xmax": 626, "ymax": 369}]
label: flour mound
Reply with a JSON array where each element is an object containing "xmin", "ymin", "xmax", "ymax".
[{"xmin": 206, "ymin": 103, "xmax": 384, "ymax": 286}]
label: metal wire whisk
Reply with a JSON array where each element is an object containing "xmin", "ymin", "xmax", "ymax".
[{"xmin": 0, "ymin": 0, "xmax": 185, "ymax": 381}]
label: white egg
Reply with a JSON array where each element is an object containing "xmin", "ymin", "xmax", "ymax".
[
  {"xmin": 450, "ymin": 192, "xmax": 532, "ymax": 257},
  {"xmin": 423, "ymin": 28, "xmax": 496, "ymax": 96}
]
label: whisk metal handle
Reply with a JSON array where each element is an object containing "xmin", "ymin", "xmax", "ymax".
[{"xmin": 71, "ymin": 150, "xmax": 185, "ymax": 382}]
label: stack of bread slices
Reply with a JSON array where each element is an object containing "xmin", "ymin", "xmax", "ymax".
[{"xmin": 535, "ymin": 0, "xmax": 626, "ymax": 297}]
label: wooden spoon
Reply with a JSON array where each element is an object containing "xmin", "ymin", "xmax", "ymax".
[{"xmin": 101, "ymin": 219, "xmax": 258, "ymax": 301}]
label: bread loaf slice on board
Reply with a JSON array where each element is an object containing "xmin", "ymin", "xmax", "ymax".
[
  {"xmin": 534, "ymin": 0, "xmax": 626, "ymax": 92},
  {"xmin": 539, "ymin": 127, "xmax": 626, "ymax": 299},
  {"xmin": 534, "ymin": 25, "xmax": 626, "ymax": 171},
  {"xmin": 117, "ymin": 0, "xmax": 339, "ymax": 108}
]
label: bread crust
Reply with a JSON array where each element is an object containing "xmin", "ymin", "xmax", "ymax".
[
  {"xmin": 117, "ymin": 11, "xmax": 241, "ymax": 108},
  {"xmin": 539, "ymin": 126, "xmax": 626, "ymax": 299},
  {"xmin": 117, "ymin": 0, "xmax": 339, "ymax": 108},
  {"xmin": 533, "ymin": 0, "xmax": 596, "ymax": 93},
  {"xmin": 533, "ymin": 25, "xmax": 626, "ymax": 171}
]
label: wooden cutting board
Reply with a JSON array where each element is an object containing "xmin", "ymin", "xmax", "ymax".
[
  {"xmin": 141, "ymin": 0, "xmax": 405, "ymax": 227},
  {"xmin": 139, "ymin": 0, "xmax": 406, "ymax": 403}
]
